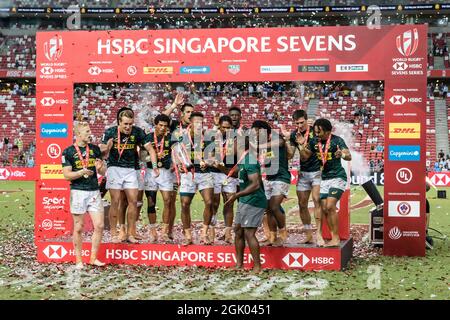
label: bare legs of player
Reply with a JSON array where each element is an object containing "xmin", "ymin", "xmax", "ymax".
[
  {"xmin": 123, "ymin": 188, "xmax": 139, "ymax": 243},
  {"xmin": 160, "ymin": 190, "xmax": 172, "ymax": 243},
  {"xmin": 268, "ymin": 195, "xmax": 287, "ymax": 246},
  {"xmin": 234, "ymin": 225, "xmax": 262, "ymax": 273},
  {"xmin": 321, "ymin": 197, "xmax": 340, "ymax": 247},
  {"xmin": 145, "ymin": 190, "xmax": 157, "ymax": 243},
  {"xmin": 180, "ymin": 195, "xmax": 193, "ymax": 245},
  {"xmin": 108, "ymin": 189, "xmax": 122, "ymax": 243},
  {"xmin": 72, "ymin": 212, "xmax": 105, "ymax": 269},
  {"xmin": 222, "ymin": 192, "xmax": 235, "ymax": 244},
  {"xmin": 200, "ymin": 188, "xmax": 214, "ymax": 245}
]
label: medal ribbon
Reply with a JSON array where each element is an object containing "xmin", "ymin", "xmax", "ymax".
[
  {"xmin": 154, "ymin": 130, "xmax": 165, "ymax": 158},
  {"xmin": 117, "ymin": 126, "xmax": 129, "ymax": 160},
  {"xmin": 318, "ymin": 134, "xmax": 332, "ymax": 169},
  {"xmin": 74, "ymin": 143, "xmax": 90, "ymax": 172}
]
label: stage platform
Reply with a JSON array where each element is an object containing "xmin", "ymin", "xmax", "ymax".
[{"xmin": 36, "ymin": 237, "xmax": 353, "ymax": 271}]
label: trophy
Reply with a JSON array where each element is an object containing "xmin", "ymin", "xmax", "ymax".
[{"xmin": 171, "ymin": 142, "xmax": 193, "ymax": 172}]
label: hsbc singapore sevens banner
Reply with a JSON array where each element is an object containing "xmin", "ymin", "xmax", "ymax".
[
  {"xmin": 35, "ymin": 25, "xmax": 427, "ymax": 262},
  {"xmin": 37, "ymin": 241, "xmax": 352, "ymax": 271}
]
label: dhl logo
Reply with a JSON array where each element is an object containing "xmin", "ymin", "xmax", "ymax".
[
  {"xmin": 40, "ymin": 164, "xmax": 64, "ymax": 179},
  {"xmin": 143, "ymin": 66, "xmax": 173, "ymax": 74},
  {"xmin": 389, "ymin": 123, "xmax": 421, "ymax": 139}
]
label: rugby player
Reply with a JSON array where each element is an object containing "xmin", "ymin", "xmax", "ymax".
[
  {"xmin": 285, "ymin": 110, "xmax": 324, "ymax": 245},
  {"xmin": 298, "ymin": 118, "xmax": 351, "ymax": 247},
  {"xmin": 100, "ymin": 109, "xmax": 159, "ymax": 243},
  {"xmin": 62, "ymin": 122, "xmax": 106, "ymax": 269}
]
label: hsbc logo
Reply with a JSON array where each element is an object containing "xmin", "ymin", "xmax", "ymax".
[
  {"xmin": 393, "ymin": 62, "xmax": 408, "ymax": 71},
  {"xmin": 47, "ymin": 143, "xmax": 61, "ymax": 159},
  {"xmin": 396, "ymin": 168, "xmax": 413, "ymax": 184},
  {"xmin": 396, "ymin": 28, "xmax": 419, "ymax": 57},
  {"xmin": 41, "ymin": 97, "xmax": 55, "ymax": 106},
  {"xmin": 282, "ymin": 253, "xmax": 310, "ymax": 268},
  {"xmin": 88, "ymin": 66, "xmax": 102, "ymax": 75},
  {"xmin": 431, "ymin": 173, "xmax": 450, "ymax": 186},
  {"xmin": 43, "ymin": 245, "xmax": 67, "ymax": 259},
  {"xmin": 389, "ymin": 95, "xmax": 406, "ymax": 105},
  {"xmin": 0, "ymin": 168, "xmax": 11, "ymax": 180},
  {"xmin": 41, "ymin": 67, "xmax": 54, "ymax": 75},
  {"xmin": 44, "ymin": 35, "xmax": 63, "ymax": 62}
]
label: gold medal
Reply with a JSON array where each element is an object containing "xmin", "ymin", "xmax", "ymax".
[
  {"xmin": 158, "ymin": 161, "xmax": 163, "ymax": 168},
  {"xmin": 83, "ymin": 174, "xmax": 89, "ymax": 179}
]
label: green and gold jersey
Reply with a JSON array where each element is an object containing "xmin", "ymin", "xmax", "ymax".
[
  {"xmin": 290, "ymin": 127, "xmax": 321, "ymax": 172},
  {"xmin": 181, "ymin": 130, "xmax": 213, "ymax": 173},
  {"xmin": 61, "ymin": 144, "xmax": 101, "ymax": 191},
  {"xmin": 308, "ymin": 134, "xmax": 348, "ymax": 181},
  {"xmin": 210, "ymin": 131, "xmax": 236, "ymax": 173},
  {"xmin": 101, "ymin": 125, "xmax": 149, "ymax": 169},
  {"xmin": 146, "ymin": 132, "xmax": 175, "ymax": 170},
  {"xmin": 263, "ymin": 133, "xmax": 291, "ymax": 184},
  {"xmin": 238, "ymin": 153, "xmax": 267, "ymax": 209}
]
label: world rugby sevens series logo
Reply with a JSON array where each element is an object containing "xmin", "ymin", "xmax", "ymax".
[
  {"xmin": 396, "ymin": 28, "xmax": 419, "ymax": 57},
  {"xmin": 44, "ymin": 35, "xmax": 63, "ymax": 62}
]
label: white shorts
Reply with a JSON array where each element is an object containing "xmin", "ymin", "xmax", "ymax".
[
  {"xmin": 180, "ymin": 172, "xmax": 214, "ymax": 195},
  {"xmin": 144, "ymin": 168, "xmax": 174, "ymax": 192},
  {"xmin": 320, "ymin": 178, "xmax": 347, "ymax": 200},
  {"xmin": 136, "ymin": 170, "xmax": 145, "ymax": 191},
  {"xmin": 264, "ymin": 180, "xmax": 290, "ymax": 200},
  {"xmin": 296, "ymin": 170, "xmax": 321, "ymax": 192},
  {"xmin": 106, "ymin": 166, "xmax": 139, "ymax": 190},
  {"xmin": 70, "ymin": 190, "xmax": 103, "ymax": 215},
  {"xmin": 212, "ymin": 172, "xmax": 238, "ymax": 194}
]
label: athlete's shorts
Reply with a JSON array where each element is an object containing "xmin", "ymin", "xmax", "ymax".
[
  {"xmin": 320, "ymin": 178, "xmax": 347, "ymax": 200},
  {"xmin": 136, "ymin": 170, "xmax": 145, "ymax": 191},
  {"xmin": 297, "ymin": 170, "xmax": 321, "ymax": 192},
  {"xmin": 179, "ymin": 172, "xmax": 214, "ymax": 196},
  {"xmin": 264, "ymin": 180, "xmax": 290, "ymax": 200},
  {"xmin": 212, "ymin": 172, "xmax": 238, "ymax": 194},
  {"xmin": 106, "ymin": 166, "xmax": 139, "ymax": 190},
  {"xmin": 144, "ymin": 168, "xmax": 174, "ymax": 192},
  {"xmin": 235, "ymin": 203, "xmax": 265, "ymax": 228},
  {"xmin": 70, "ymin": 190, "xmax": 103, "ymax": 215}
]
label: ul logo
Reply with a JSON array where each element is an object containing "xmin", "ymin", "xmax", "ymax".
[
  {"xmin": 396, "ymin": 168, "xmax": 412, "ymax": 184},
  {"xmin": 47, "ymin": 143, "xmax": 61, "ymax": 159}
]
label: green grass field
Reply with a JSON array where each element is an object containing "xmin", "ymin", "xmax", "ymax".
[{"xmin": 0, "ymin": 180, "xmax": 449, "ymax": 300}]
